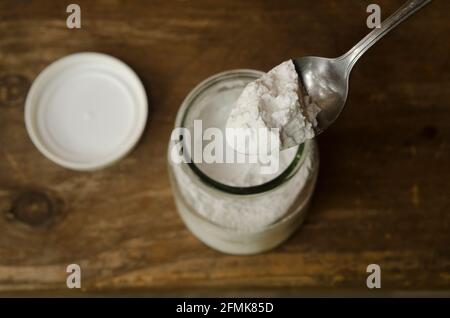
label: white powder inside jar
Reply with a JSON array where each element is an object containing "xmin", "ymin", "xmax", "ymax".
[
  {"xmin": 226, "ymin": 60, "xmax": 320, "ymax": 151},
  {"xmin": 173, "ymin": 148, "xmax": 316, "ymax": 232}
]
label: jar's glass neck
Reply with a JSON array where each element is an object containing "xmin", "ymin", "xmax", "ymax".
[{"xmin": 174, "ymin": 69, "xmax": 308, "ymax": 196}]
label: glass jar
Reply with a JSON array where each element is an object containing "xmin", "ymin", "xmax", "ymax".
[{"xmin": 167, "ymin": 69, "xmax": 319, "ymax": 255}]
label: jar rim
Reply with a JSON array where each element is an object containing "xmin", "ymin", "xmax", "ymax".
[{"xmin": 173, "ymin": 69, "xmax": 309, "ymax": 196}]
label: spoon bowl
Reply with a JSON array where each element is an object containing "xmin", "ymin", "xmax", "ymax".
[{"xmin": 293, "ymin": 56, "xmax": 349, "ymax": 135}]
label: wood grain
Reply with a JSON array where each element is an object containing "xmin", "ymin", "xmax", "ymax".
[{"xmin": 0, "ymin": 0, "xmax": 449, "ymax": 295}]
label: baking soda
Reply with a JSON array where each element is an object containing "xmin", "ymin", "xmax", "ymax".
[{"xmin": 226, "ymin": 60, "xmax": 320, "ymax": 151}]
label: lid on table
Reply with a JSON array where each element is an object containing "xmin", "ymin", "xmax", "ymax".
[{"xmin": 25, "ymin": 52, "xmax": 148, "ymax": 171}]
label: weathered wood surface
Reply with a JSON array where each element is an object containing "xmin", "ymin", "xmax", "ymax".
[{"xmin": 0, "ymin": 0, "xmax": 449, "ymax": 295}]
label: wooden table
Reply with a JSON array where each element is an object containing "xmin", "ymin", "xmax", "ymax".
[{"xmin": 0, "ymin": 0, "xmax": 448, "ymax": 296}]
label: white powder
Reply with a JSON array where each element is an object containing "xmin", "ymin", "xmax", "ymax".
[
  {"xmin": 226, "ymin": 60, "xmax": 320, "ymax": 150},
  {"xmin": 171, "ymin": 74, "xmax": 318, "ymax": 232},
  {"xmin": 173, "ymin": 144, "xmax": 317, "ymax": 232}
]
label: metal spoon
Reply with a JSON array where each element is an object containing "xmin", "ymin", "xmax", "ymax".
[{"xmin": 292, "ymin": 0, "xmax": 432, "ymax": 137}]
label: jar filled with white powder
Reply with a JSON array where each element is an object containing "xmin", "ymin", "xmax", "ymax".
[{"xmin": 168, "ymin": 70, "xmax": 319, "ymax": 255}]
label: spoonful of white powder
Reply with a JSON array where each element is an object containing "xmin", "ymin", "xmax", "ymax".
[{"xmin": 226, "ymin": 60, "xmax": 321, "ymax": 153}]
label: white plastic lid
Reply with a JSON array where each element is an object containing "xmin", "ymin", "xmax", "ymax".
[{"xmin": 25, "ymin": 52, "xmax": 148, "ymax": 171}]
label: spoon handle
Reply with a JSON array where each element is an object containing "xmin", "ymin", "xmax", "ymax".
[{"xmin": 340, "ymin": 0, "xmax": 432, "ymax": 74}]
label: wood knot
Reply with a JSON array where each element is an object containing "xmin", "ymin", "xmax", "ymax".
[
  {"xmin": 421, "ymin": 125, "xmax": 438, "ymax": 140},
  {"xmin": 0, "ymin": 74, "xmax": 30, "ymax": 107},
  {"xmin": 11, "ymin": 191, "xmax": 55, "ymax": 227}
]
